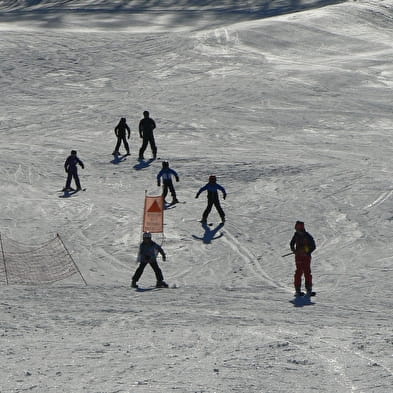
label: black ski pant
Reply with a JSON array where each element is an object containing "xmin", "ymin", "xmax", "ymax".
[
  {"xmin": 139, "ymin": 136, "xmax": 157, "ymax": 159},
  {"xmin": 132, "ymin": 261, "xmax": 164, "ymax": 283},
  {"xmin": 202, "ymin": 194, "xmax": 225, "ymax": 221},
  {"xmin": 65, "ymin": 170, "xmax": 81, "ymax": 189},
  {"xmin": 114, "ymin": 135, "xmax": 130, "ymax": 154},
  {"xmin": 162, "ymin": 180, "xmax": 177, "ymax": 201}
]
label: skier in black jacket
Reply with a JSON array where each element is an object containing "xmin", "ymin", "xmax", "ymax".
[
  {"xmin": 113, "ymin": 117, "xmax": 130, "ymax": 156},
  {"xmin": 138, "ymin": 110, "xmax": 157, "ymax": 160},
  {"xmin": 195, "ymin": 175, "xmax": 227, "ymax": 224},
  {"xmin": 131, "ymin": 232, "xmax": 168, "ymax": 289},
  {"xmin": 63, "ymin": 150, "xmax": 84, "ymax": 191}
]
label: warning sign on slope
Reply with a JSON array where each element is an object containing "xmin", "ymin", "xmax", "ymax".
[{"xmin": 143, "ymin": 195, "xmax": 164, "ymax": 233}]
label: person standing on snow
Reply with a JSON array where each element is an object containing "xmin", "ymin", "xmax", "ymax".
[
  {"xmin": 63, "ymin": 150, "xmax": 84, "ymax": 191},
  {"xmin": 157, "ymin": 161, "xmax": 179, "ymax": 205},
  {"xmin": 113, "ymin": 117, "xmax": 131, "ymax": 156},
  {"xmin": 138, "ymin": 110, "xmax": 157, "ymax": 160},
  {"xmin": 290, "ymin": 221, "xmax": 316, "ymax": 296},
  {"xmin": 131, "ymin": 232, "xmax": 168, "ymax": 289},
  {"xmin": 195, "ymin": 175, "xmax": 227, "ymax": 224}
]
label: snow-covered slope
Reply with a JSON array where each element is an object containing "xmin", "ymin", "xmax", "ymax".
[{"xmin": 1, "ymin": 1, "xmax": 393, "ymax": 392}]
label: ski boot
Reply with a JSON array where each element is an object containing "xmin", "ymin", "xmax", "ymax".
[
  {"xmin": 131, "ymin": 280, "xmax": 138, "ymax": 289},
  {"xmin": 156, "ymin": 281, "xmax": 168, "ymax": 288},
  {"xmin": 295, "ymin": 287, "xmax": 303, "ymax": 297},
  {"xmin": 305, "ymin": 283, "xmax": 314, "ymax": 296}
]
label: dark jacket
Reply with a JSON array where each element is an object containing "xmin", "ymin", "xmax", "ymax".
[
  {"xmin": 139, "ymin": 117, "xmax": 156, "ymax": 138},
  {"xmin": 290, "ymin": 231, "xmax": 316, "ymax": 256},
  {"xmin": 115, "ymin": 119, "xmax": 130, "ymax": 138},
  {"xmin": 196, "ymin": 183, "xmax": 227, "ymax": 199},
  {"xmin": 138, "ymin": 240, "xmax": 166, "ymax": 263},
  {"xmin": 64, "ymin": 155, "xmax": 84, "ymax": 173}
]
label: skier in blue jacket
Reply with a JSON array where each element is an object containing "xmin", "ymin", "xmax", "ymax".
[
  {"xmin": 63, "ymin": 150, "xmax": 84, "ymax": 191},
  {"xmin": 157, "ymin": 161, "xmax": 179, "ymax": 205},
  {"xmin": 195, "ymin": 175, "xmax": 227, "ymax": 224}
]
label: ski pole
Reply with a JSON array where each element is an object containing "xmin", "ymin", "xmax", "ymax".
[{"xmin": 281, "ymin": 252, "xmax": 294, "ymax": 258}]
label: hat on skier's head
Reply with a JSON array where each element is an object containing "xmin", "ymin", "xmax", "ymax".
[
  {"xmin": 71, "ymin": 150, "xmax": 77, "ymax": 155},
  {"xmin": 143, "ymin": 232, "xmax": 152, "ymax": 240},
  {"xmin": 143, "ymin": 110, "xmax": 149, "ymax": 117},
  {"xmin": 209, "ymin": 175, "xmax": 217, "ymax": 183},
  {"xmin": 295, "ymin": 221, "xmax": 305, "ymax": 231},
  {"xmin": 162, "ymin": 160, "xmax": 169, "ymax": 168}
]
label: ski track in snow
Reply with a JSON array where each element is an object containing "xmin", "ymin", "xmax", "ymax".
[{"xmin": 1, "ymin": 0, "xmax": 393, "ymax": 392}]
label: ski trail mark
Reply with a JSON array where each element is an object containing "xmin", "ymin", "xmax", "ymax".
[
  {"xmin": 364, "ymin": 189, "xmax": 393, "ymax": 209},
  {"xmin": 222, "ymin": 224, "xmax": 283, "ymax": 290}
]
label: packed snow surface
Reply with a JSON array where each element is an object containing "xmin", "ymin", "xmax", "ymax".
[{"xmin": 1, "ymin": 0, "xmax": 393, "ymax": 392}]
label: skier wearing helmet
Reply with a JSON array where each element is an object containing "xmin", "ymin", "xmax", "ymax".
[
  {"xmin": 290, "ymin": 221, "xmax": 316, "ymax": 296},
  {"xmin": 157, "ymin": 160, "xmax": 179, "ymax": 205},
  {"xmin": 195, "ymin": 175, "xmax": 227, "ymax": 224},
  {"xmin": 112, "ymin": 117, "xmax": 131, "ymax": 156},
  {"xmin": 138, "ymin": 110, "xmax": 157, "ymax": 160},
  {"xmin": 63, "ymin": 150, "xmax": 84, "ymax": 192},
  {"xmin": 131, "ymin": 232, "xmax": 168, "ymax": 289}
]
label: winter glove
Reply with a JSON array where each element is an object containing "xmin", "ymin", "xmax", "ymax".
[
  {"xmin": 175, "ymin": 176, "xmax": 179, "ymax": 182},
  {"xmin": 157, "ymin": 181, "xmax": 161, "ymax": 187},
  {"xmin": 223, "ymin": 194, "xmax": 227, "ymax": 200},
  {"xmin": 195, "ymin": 194, "xmax": 199, "ymax": 199},
  {"xmin": 162, "ymin": 254, "xmax": 166, "ymax": 261}
]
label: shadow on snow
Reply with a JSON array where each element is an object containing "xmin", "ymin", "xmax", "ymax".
[
  {"xmin": 0, "ymin": 1, "xmax": 349, "ymax": 31},
  {"xmin": 133, "ymin": 158, "xmax": 155, "ymax": 171},
  {"xmin": 192, "ymin": 222, "xmax": 224, "ymax": 244}
]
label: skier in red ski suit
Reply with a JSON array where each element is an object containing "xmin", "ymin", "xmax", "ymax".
[{"xmin": 290, "ymin": 221, "xmax": 316, "ymax": 296}]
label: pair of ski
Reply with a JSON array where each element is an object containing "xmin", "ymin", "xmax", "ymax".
[
  {"xmin": 134, "ymin": 284, "xmax": 178, "ymax": 292},
  {"xmin": 295, "ymin": 291, "xmax": 316, "ymax": 297}
]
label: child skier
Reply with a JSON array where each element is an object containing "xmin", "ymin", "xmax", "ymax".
[
  {"xmin": 131, "ymin": 232, "xmax": 168, "ymax": 289},
  {"xmin": 157, "ymin": 161, "xmax": 179, "ymax": 205},
  {"xmin": 113, "ymin": 117, "xmax": 131, "ymax": 156},
  {"xmin": 195, "ymin": 175, "xmax": 227, "ymax": 224},
  {"xmin": 290, "ymin": 221, "xmax": 316, "ymax": 296},
  {"xmin": 63, "ymin": 150, "xmax": 84, "ymax": 191}
]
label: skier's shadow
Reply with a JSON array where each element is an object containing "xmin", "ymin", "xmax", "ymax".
[
  {"xmin": 290, "ymin": 295, "xmax": 315, "ymax": 307},
  {"xmin": 111, "ymin": 154, "xmax": 127, "ymax": 164},
  {"xmin": 192, "ymin": 222, "xmax": 224, "ymax": 244},
  {"xmin": 59, "ymin": 190, "xmax": 78, "ymax": 198},
  {"xmin": 133, "ymin": 158, "xmax": 155, "ymax": 170}
]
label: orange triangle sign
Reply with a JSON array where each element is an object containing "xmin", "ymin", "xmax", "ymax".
[{"xmin": 147, "ymin": 200, "xmax": 162, "ymax": 213}]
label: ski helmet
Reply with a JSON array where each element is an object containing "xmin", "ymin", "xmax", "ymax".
[
  {"xmin": 71, "ymin": 150, "xmax": 77, "ymax": 155},
  {"xmin": 162, "ymin": 160, "xmax": 169, "ymax": 168},
  {"xmin": 143, "ymin": 232, "xmax": 152, "ymax": 239},
  {"xmin": 143, "ymin": 110, "xmax": 149, "ymax": 117},
  {"xmin": 295, "ymin": 221, "xmax": 305, "ymax": 231},
  {"xmin": 209, "ymin": 175, "xmax": 217, "ymax": 183}
]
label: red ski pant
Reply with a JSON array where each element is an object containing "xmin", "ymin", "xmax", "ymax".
[{"xmin": 294, "ymin": 255, "xmax": 312, "ymax": 289}]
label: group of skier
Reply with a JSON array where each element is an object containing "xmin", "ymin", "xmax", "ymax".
[
  {"xmin": 111, "ymin": 110, "xmax": 157, "ymax": 160},
  {"xmin": 62, "ymin": 110, "xmax": 316, "ymax": 296}
]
